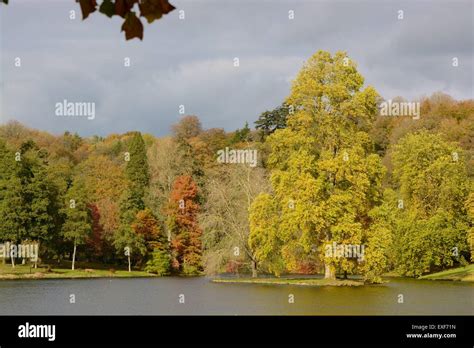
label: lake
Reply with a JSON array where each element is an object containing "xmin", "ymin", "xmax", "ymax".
[{"xmin": 0, "ymin": 277, "xmax": 472, "ymax": 315}]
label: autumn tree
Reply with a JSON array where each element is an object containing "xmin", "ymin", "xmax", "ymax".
[
  {"xmin": 132, "ymin": 208, "xmax": 164, "ymax": 251},
  {"xmin": 172, "ymin": 115, "xmax": 203, "ymax": 140},
  {"xmin": 134, "ymin": 208, "xmax": 170, "ymax": 275},
  {"xmin": 79, "ymin": 154, "xmax": 127, "ymax": 259},
  {"xmin": 200, "ymin": 164, "xmax": 270, "ymax": 277},
  {"xmin": 166, "ymin": 175, "xmax": 203, "ymax": 275},
  {"xmin": 86, "ymin": 204, "xmax": 107, "ymax": 259},
  {"xmin": 250, "ymin": 51, "xmax": 384, "ymax": 279},
  {"xmin": 466, "ymin": 192, "xmax": 474, "ymax": 261},
  {"xmin": 371, "ymin": 92, "xmax": 474, "ymax": 175},
  {"xmin": 146, "ymin": 137, "xmax": 195, "ymax": 223}
]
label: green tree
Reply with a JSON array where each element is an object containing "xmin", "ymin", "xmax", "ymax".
[
  {"xmin": 14, "ymin": 141, "xmax": 60, "ymax": 266},
  {"xmin": 125, "ymin": 131, "xmax": 150, "ymax": 210},
  {"xmin": 145, "ymin": 248, "xmax": 171, "ymax": 275},
  {"xmin": 115, "ymin": 132, "xmax": 150, "ymax": 270},
  {"xmin": 61, "ymin": 178, "xmax": 92, "ymax": 270},
  {"xmin": 248, "ymin": 193, "xmax": 284, "ymax": 276},
  {"xmin": 363, "ymin": 189, "xmax": 397, "ymax": 283},
  {"xmin": 230, "ymin": 122, "xmax": 252, "ymax": 144},
  {"xmin": 390, "ymin": 132, "xmax": 471, "ymax": 276},
  {"xmin": 0, "ymin": 181, "xmax": 27, "ymax": 267},
  {"xmin": 0, "ymin": 139, "xmax": 14, "ymax": 180},
  {"xmin": 139, "ymin": 207, "xmax": 170, "ymax": 275},
  {"xmin": 0, "ymin": 139, "xmax": 68, "ymax": 266},
  {"xmin": 255, "ymin": 103, "xmax": 290, "ymax": 139},
  {"xmin": 114, "ymin": 188, "xmax": 147, "ymax": 272}
]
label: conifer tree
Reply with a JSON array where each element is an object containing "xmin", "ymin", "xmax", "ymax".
[
  {"xmin": 166, "ymin": 175, "xmax": 203, "ymax": 275},
  {"xmin": 125, "ymin": 132, "xmax": 150, "ymax": 209},
  {"xmin": 114, "ymin": 188, "xmax": 147, "ymax": 272}
]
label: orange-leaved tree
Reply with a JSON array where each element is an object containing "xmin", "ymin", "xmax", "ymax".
[{"xmin": 166, "ymin": 175, "xmax": 203, "ymax": 275}]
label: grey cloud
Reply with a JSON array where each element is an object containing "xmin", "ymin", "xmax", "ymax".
[{"xmin": 1, "ymin": 0, "xmax": 472, "ymax": 136}]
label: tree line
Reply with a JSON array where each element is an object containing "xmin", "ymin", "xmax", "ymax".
[{"xmin": 0, "ymin": 50, "xmax": 473, "ymax": 282}]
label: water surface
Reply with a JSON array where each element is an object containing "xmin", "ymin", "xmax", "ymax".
[{"xmin": 0, "ymin": 277, "xmax": 472, "ymax": 315}]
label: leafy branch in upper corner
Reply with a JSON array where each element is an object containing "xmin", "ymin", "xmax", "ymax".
[{"xmin": 1, "ymin": 0, "xmax": 176, "ymax": 41}]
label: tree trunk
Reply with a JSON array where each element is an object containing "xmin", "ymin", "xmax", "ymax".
[
  {"xmin": 11, "ymin": 255, "xmax": 15, "ymax": 268},
  {"xmin": 128, "ymin": 254, "xmax": 131, "ymax": 272},
  {"xmin": 324, "ymin": 263, "xmax": 336, "ymax": 280},
  {"xmin": 72, "ymin": 240, "xmax": 77, "ymax": 271},
  {"xmin": 34, "ymin": 241, "xmax": 39, "ymax": 268},
  {"xmin": 343, "ymin": 271, "xmax": 348, "ymax": 279},
  {"xmin": 251, "ymin": 260, "xmax": 258, "ymax": 278}
]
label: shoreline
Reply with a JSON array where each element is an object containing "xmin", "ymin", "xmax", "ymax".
[
  {"xmin": 0, "ymin": 271, "xmax": 157, "ymax": 281},
  {"xmin": 0, "ymin": 263, "xmax": 156, "ymax": 280},
  {"xmin": 212, "ymin": 277, "xmax": 366, "ymax": 287},
  {"xmin": 1, "ymin": 264, "xmax": 472, "ymax": 283}
]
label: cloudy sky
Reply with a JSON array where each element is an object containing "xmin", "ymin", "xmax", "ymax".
[{"xmin": 0, "ymin": 0, "xmax": 472, "ymax": 137}]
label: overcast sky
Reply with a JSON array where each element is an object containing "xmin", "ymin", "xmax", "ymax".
[{"xmin": 0, "ymin": 0, "xmax": 472, "ymax": 137}]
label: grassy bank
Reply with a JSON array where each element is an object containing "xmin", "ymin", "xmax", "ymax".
[
  {"xmin": 419, "ymin": 264, "xmax": 474, "ymax": 282},
  {"xmin": 0, "ymin": 263, "xmax": 154, "ymax": 280},
  {"xmin": 212, "ymin": 277, "xmax": 364, "ymax": 287}
]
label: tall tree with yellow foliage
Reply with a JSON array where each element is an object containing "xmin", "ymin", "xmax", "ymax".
[{"xmin": 249, "ymin": 50, "xmax": 385, "ymax": 279}]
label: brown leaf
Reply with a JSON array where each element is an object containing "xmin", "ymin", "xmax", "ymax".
[
  {"xmin": 139, "ymin": 0, "xmax": 175, "ymax": 23},
  {"xmin": 139, "ymin": 0, "xmax": 162, "ymax": 23},
  {"xmin": 77, "ymin": 0, "xmax": 98, "ymax": 20},
  {"xmin": 121, "ymin": 11, "xmax": 144, "ymax": 40},
  {"xmin": 158, "ymin": 0, "xmax": 176, "ymax": 14},
  {"xmin": 99, "ymin": 0, "xmax": 115, "ymax": 17},
  {"xmin": 115, "ymin": 0, "xmax": 138, "ymax": 18}
]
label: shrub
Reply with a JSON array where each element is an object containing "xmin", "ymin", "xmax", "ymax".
[{"xmin": 145, "ymin": 249, "xmax": 171, "ymax": 276}]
